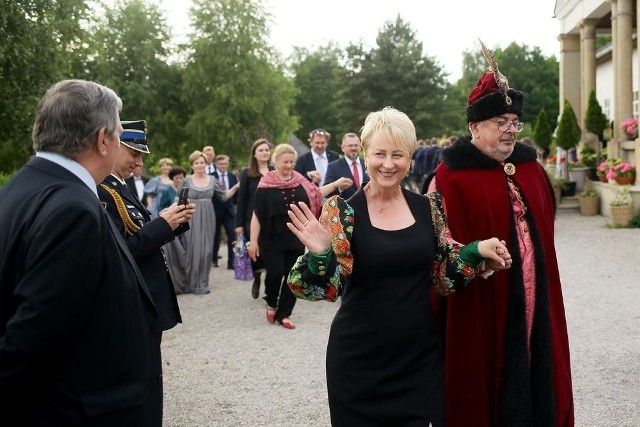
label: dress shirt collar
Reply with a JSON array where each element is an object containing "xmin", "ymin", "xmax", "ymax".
[
  {"xmin": 36, "ymin": 151, "xmax": 98, "ymax": 197},
  {"xmin": 109, "ymin": 173, "xmax": 127, "ymax": 185}
]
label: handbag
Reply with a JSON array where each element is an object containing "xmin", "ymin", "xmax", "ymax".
[{"xmin": 233, "ymin": 234, "xmax": 253, "ymax": 281}]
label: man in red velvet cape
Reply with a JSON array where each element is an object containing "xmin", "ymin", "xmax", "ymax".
[{"xmin": 427, "ymin": 60, "xmax": 574, "ymax": 426}]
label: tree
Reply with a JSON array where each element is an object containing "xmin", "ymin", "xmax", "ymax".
[
  {"xmin": 533, "ymin": 108, "xmax": 553, "ymax": 158},
  {"xmin": 584, "ymin": 90, "xmax": 609, "ymax": 141},
  {"xmin": 555, "ymin": 100, "xmax": 581, "ymax": 179},
  {"xmin": 289, "ymin": 45, "xmax": 346, "ymax": 141},
  {"xmin": 183, "ymin": 0, "xmax": 297, "ymax": 162},
  {"xmin": 85, "ymin": 0, "xmax": 190, "ymax": 165},
  {"xmin": 0, "ymin": 0, "xmax": 89, "ymax": 173},
  {"xmin": 339, "ymin": 16, "xmax": 455, "ymax": 138}
]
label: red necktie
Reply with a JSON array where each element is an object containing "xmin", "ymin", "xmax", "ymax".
[{"xmin": 352, "ymin": 161, "xmax": 360, "ymax": 188}]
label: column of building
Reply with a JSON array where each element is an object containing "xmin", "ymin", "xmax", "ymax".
[
  {"xmin": 559, "ymin": 34, "xmax": 581, "ymax": 121},
  {"xmin": 581, "ymin": 19, "xmax": 598, "ymax": 126}
]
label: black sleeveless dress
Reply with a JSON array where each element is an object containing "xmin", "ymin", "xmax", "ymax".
[{"xmin": 326, "ymin": 189, "xmax": 444, "ymax": 427}]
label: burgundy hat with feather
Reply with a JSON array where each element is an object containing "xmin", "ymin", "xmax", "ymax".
[{"xmin": 466, "ymin": 40, "xmax": 523, "ymax": 123}]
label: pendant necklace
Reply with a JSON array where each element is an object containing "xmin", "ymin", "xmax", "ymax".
[
  {"xmin": 368, "ymin": 188, "xmax": 401, "ymax": 213},
  {"xmin": 373, "ymin": 200, "xmax": 388, "ymax": 213}
]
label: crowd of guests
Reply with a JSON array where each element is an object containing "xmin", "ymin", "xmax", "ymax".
[{"xmin": 1, "ymin": 43, "xmax": 574, "ymax": 426}]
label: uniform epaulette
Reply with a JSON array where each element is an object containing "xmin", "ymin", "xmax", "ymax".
[{"xmin": 99, "ymin": 183, "xmax": 141, "ymax": 236}]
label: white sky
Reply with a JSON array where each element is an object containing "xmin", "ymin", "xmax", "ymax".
[{"xmin": 161, "ymin": 0, "xmax": 560, "ymax": 82}]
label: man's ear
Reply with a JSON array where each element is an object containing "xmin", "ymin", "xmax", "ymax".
[{"xmin": 95, "ymin": 127, "xmax": 109, "ymax": 156}]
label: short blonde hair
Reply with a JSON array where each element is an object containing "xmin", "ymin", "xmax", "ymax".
[
  {"xmin": 360, "ymin": 107, "xmax": 417, "ymax": 157},
  {"xmin": 271, "ymin": 143, "xmax": 297, "ymax": 164},
  {"xmin": 158, "ymin": 157, "xmax": 173, "ymax": 167},
  {"xmin": 188, "ymin": 150, "xmax": 206, "ymax": 165}
]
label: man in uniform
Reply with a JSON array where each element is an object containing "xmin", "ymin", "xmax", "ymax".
[{"xmin": 98, "ymin": 120, "xmax": 196, "ymax": 423}]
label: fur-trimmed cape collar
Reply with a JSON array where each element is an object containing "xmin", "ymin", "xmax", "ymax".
[{"xmin": 442, "ymin": 135, "xmax": 538, "ymax": 170}]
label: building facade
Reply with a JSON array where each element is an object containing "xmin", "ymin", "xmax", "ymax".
[{"xmin": 555, "ymin": 0, "xmax": 640, "ymax": 171}]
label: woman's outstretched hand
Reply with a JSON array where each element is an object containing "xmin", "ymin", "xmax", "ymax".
[
  {"xmin": 477, "ymin": 238, "xmax": 512, "ymax": 271},
  {"xmin": 286, "ymin": 202, "xmax": 332, "ymax": 254}
]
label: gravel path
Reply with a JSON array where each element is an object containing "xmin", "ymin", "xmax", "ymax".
[{"xmin": 161, "ymin": 211, "xmax": 640, "ymax": 426}]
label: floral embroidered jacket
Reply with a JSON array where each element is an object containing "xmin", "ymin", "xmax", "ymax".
[{"xmin": 287, "ymin": 192, "xmax": 485, "ymax": 302}]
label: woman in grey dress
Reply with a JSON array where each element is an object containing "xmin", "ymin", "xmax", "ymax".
[{"xmin": 166, "ymin": 150, "xmax": 238, "ymax": 295}]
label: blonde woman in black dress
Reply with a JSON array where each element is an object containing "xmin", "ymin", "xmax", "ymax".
[{"xmin": 287, "ymin": 107, "xmax": 512, "ymax": 426}]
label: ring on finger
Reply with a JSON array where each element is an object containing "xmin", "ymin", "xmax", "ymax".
[{"xmin": 303, "ymin": 220, "xmax": 310, "ymax": 227}]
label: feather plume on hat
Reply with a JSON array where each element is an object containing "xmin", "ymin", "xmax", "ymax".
[
  {"xmin": 478, "ymin": 38, "xmax": 512, "ymax": 105},
  {"xmin": 465, "ymin": 39, "xmax": 523, "ymax": 123}
]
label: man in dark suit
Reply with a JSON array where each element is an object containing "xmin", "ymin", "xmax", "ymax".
[
  {"xmin": 294, "ymin": 128, "xmax": 340, "ymax": 186},
  {"xmin": 0, "ymin": 79, "xmax": 162, "ymax": 425},
  {"xmin": 125, "ymin": 163, "xmax": 149, "ymax": 206},
  {"xmin": 324, "ymin": 132, "xmax": 369, "ymax": 199},
  {"xmin": 203, "ymin": 145, "xmax": 217, "ymax": 175},
  {"xmin": 212, "ymin": 154, "xmax": 238, "ymax": 269}
]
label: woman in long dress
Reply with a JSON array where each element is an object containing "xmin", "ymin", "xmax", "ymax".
[
  {"xmin": 166, "ymin": 151, "xmax": 238, "ymax": 295},
  {"xmin": 286, "ymin": 107, "xmax": 512, "ymax": 426}
]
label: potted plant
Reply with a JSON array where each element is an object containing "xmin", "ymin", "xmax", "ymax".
[
  {"xmin": 580, "ymin": 146, "xmax": 605, "ymax": 180},
  {"xmin": 555, "ymin": 100, "xmax": 581, "ymax": 186},
  {"xmin": 619, "ymin": 117, "xmax": 638, "ymax": 140},
  {"xmin": 547, "ymin": 172, "xmax": 567, "ymax": 205},
  {"xmin": 596, "ymin": 159, "xmax": 611, "ymax": 182},
  {"xmin": 545, "ymin": 154, "xmax": 557, "ymax": 175},
  {"xmin": 605, "ymin": 159, "xmax": 636, "ymax": 185},
  {"xmin": 576, "ymin": 178, "xmax": 599, "ymax": 216},
  {"xmin": 584, "ymin": 90, "xmax": 609, "ymax": 142},
  {"xmin": 568, "ymin": 160, "xmax": 589, "ymax": 191},
  {"xmin": 609, "ymin": 186, "xmax": 634, "ymax": 226},
  {"xmin": 533, "ymin": 108, "xmax": 553, "ymax": 158}
]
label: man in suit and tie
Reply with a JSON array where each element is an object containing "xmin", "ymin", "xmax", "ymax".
[
  {"xmin": 294, "ymin": 128, "xmax": 340, "ymax": 186},
  {"xmin": 212, "ymin": 154, "xmax": 238, "ymax": 269},
  {"xmin": 203, "ymin": 145, "xmax": 217, "ymax": 175},
  {"xmin": 324, "ymin": 132, "xmax": 369, "ymax": 199},
  {"xmin": 125, "ymin": 163, "xmax": 149, "ymax": 205},
  {"xmin": 0, "ymin": 79, "xmax": 162, "ymax": 425}
]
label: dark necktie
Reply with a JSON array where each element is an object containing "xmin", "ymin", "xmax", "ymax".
[{"xmin": 221, "ymin": 173, "xmax": 227, "ymax": 189}]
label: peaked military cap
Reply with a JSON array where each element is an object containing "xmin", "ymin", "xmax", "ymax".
[{"xmin": 120, "ymin": 120, "xmax": 149, "ymax": 154}]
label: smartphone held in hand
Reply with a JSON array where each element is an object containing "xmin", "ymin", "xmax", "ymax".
[{"xmin": 178, "ymin": 187, "xmax": 189, "ymax": 206}]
